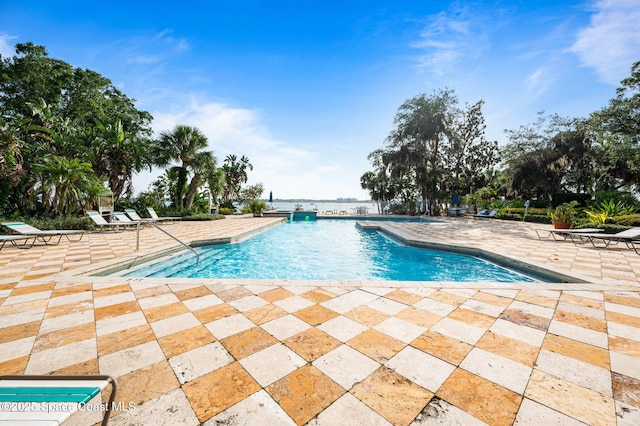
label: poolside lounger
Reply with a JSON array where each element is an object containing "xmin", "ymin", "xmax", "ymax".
[
  {"xmin": 86, "ymin": 211, "xmax": 126, "ymax": 232},
  {"xmin": 535, "ymin": 228, "xmax": 604, "ymax": 241},
  {"xmin": 0, "ymin": 235, "xmax": 37, "ymax": 250},
  {"xmin": 0, "ymin": 375, "xmax": 116, "ymax": 426},
  {"xmin": 146, "ymin": 207, "xmax": 181, "ymax": 224},
  {"xmin": 472, "ymin": 208, "xmax": 498, "ymax": 219},
  {"xmin": 112, "ymin": 211, "xmax": 147, "ymax": 228},
  {"xmin": 2, "ymin": 222, "xmax": 84, "ymax": 245},
  {"xmin": 125, "ymin": 208, "xmax": 160, "ymax": 223},
  {"xmin": 568, "ymin": 227, "xmax": 640, "ymax": 253}
]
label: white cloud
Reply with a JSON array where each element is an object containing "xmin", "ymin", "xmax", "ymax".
[
  {"xmin": 135, "ymin": 98, "xmax": 366, "ymax": 199},
  {"xmin": 571, "ymin": 0, "xmax": 640, "ymax": 85},
  {"xmin": 410, "ymin": 6, "xmax": 491, "ymax": 75},
  {"xmin": 524, "ymin": 68, "xmax": 547, "ymax": 98},
  {"xmin": 0, "ymin": 33, "xmax": 17, "ymax": 57}
]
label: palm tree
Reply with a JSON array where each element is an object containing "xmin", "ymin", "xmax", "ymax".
[
  {"xmin": 184, "ymin": 151, "xmax": 217, "ymax": 210},
  {"xmin": 153, "ymin": 125, "xmax": 213, "ymax": 209},
  {"xmin": 222, "ymin": 154, "xmax": 253, "ymax": 203},
  {"xmin": 33, "ymin": 155, "xmax": 103, "ymax": 214}
]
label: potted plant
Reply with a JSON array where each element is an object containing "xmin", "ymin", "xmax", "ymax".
[{"xmin": 549, "ymin": 201, "xmax": 579, "ymax": 229}]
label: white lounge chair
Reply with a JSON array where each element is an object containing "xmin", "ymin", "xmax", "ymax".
[
  {"xmin": 86, "ymin": 211, "xmax": 126, "ymax": 232},
  {"xmin": 472, "ymin": 208, "xmax": 498, "ymax": 219},
  {"xmin": 125, "ymin": 208, "xmax": 160, "ymax": 223},
  {"xmin": 0, "ymin": 235, "xmax": 37, "ymax": 250},
  {"xmin": 146, "ymin": 207, "xmax": 181, "ymax": 224},
  {"xmin": 569, "ymin": 227, "xmax": 640, "ymax": 253},
  {"xmin": 2, "ymin": 222, "xmax": 84, "ymax": 245},
  {"xmin": 0, "ymin": 374, "xmax": 116, "ymax": 426},
  {"xmin": 535, "ymin": 227, "xmax": 604, "ymax": 241},
  {"xmin": 112, "ymin": 211, "xmax": 146, "ymax": 228}
]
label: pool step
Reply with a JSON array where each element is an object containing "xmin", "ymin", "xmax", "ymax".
[{"xmin": 143, "ymin": 247, "xmax": 228, "ymax": 278}]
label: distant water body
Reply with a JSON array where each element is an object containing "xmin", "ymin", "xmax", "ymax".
[{"xmin": 269, "ymin": 200, "xmax": 380, "ymax": 215}]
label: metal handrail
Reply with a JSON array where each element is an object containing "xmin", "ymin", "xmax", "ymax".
[{"xmin": 135, "ymin": 219, "xmax": 199, "ymax": 261}]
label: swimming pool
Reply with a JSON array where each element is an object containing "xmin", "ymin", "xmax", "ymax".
[{"xmin": 121, "ymin": 220, "xmax": 537, "ymax": 282}]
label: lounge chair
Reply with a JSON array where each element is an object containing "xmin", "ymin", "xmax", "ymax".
[
  {"xmin": 0, "ymin": 235, "xmax": 37, "ymax": 250},
  {"xmin": 112, "ymin": 211, "xmax": 146, "ymax": 228},
  {"xmin": 569, "ymin": 227, "xmax": 640, "ymax": 253},
  {"xmin": 472, "ymin": 208, "xmax": 498, "ymax": 219},
  {"xmin": 125, "ymin": 208, "xmax": 159, "ymax": 223},
  {"xmin": 0, "ymin": 374, "xmax": 116, "ymax": 426},
  {"xmin": 146, "ymin": 207, "xmax": 181, "ymax": 224},
  {"xmin": 535, "ymin": 228, "xmax": 604, "ymax": 241},
  {"xmin": 2, "ymin": 222, "xmax": 84, "ymax": 245},
  {"xmin": 86, "ymin": 211, "xmax": 126, "ymax": 232}
]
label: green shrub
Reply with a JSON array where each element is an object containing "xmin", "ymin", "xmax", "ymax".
[
  {"xmin": 218, "ymin": 207, "xmax": 235, "ymax": 215},
  {"xmin": 243, "ymin": 200, "xmax": 267, "ymax": 216},
  {"xmin": 609, "ymin": 214, "xmax": 640, "ymax": 228}
]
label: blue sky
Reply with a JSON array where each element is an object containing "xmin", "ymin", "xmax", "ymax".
[{"xmin": 1, "ymin": 1, "xmax": 639, "ymax": 200}]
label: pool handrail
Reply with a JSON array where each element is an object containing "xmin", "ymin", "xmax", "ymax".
[{"xmin": 134, "ymin": 219, "xmax": 199, "ymax": 262}]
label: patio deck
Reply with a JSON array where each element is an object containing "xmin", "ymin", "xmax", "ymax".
[{"xmin": 0, "ymin": 215, "xmax": 638, "ymax": 425}]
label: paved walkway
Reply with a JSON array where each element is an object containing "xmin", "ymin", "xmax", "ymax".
[{"xmin": 0, "ymin": 216, "xmax": 639, "ymax": 425}]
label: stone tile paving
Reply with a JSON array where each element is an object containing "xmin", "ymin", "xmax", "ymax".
[{"xmin": 0, "ymin": 215, "xmax": 639, "ymax": 425}]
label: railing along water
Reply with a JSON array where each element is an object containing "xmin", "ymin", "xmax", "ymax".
[{"xmin": 135, "ymin": 219, "xmax": 200, "ymax": 261}]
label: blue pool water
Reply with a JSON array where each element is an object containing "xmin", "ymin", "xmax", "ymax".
[{"xmin": 123, "ymin": 220, "xmax": 536, "ymax": 282}]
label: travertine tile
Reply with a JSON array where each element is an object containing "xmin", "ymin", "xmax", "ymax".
[
  {"xmin": 0, "ymin": 321, "xmax": 40, "ymax": 344},
  {"xmin": 183, "ymin": 362, "xmax": 260, "ymax": 423},
  {"xmin": 343, "ymin": 306, "xmax": 389, "ymax": 327},
  {"xmin": 460, "ymin": 348, "xmax": 532, "ymax": 394},
  {"xmin": 221, "ymin": 326, "xmax": 277, "ymax": 359},
  {"xmin": 158, "ymin": 325, "xmax": 216, "ymax": 358},
  {"xmin": 394, "ymin": 306, "xmax": 441, "ymax": 328},
  {"xmin": 415, "ymin": 397, "xmax": 488, "ymax": 426},
  {"xmin": 430, "ymin": 317, "xmax": 486, "ymax": 345},
  {"xmin": 351, "ymin": 366, "xmax": 432, "ymax": 426},
  {"xmin": 547, "ymin": 319, "xmax": 608, "ymax": 348},
  {"xmin": 170, "ymin": 341, "xmax": 234, "ymax": 384},
  {"xmin": 99, "ymin": 340, "xmax": 165, "ymax": 378},
  {"xmin": 293, "ymin": 304, "xmax": 339, "ymax": 325},
  {"xmin": 313, "ymin": 344, "xmax": 379, "ymax": 390},
  {"xmin": 110, "ymin": 388, "xmax": 198, "ymax": 426},
  {"xmin": 240, "ymin": 343, "xmax": 306, "ymax": 387},
  {"xmin": 386, "ymin": 346, "xmax": 455, "ymax": 392},
  {"xmin": 33, "ymin": 322, "xmax": 95, "ymax": 352},
  {"xmin": 262, "ymin": 314, "xmax": 311, "ymax": 341},
  {"xmin": 260, "ymin": 287, "xmax": 295, "ymax": 303},
  {"xmin": 373, "ymin": 317, "xmax": 425, "ymax": 344},
  {"xmin": 110, "ymin": 360, "xmax": 180, "ymax": 415},
  {"xmin": 514, "ymin": 398, "xmax": 585, "ymax": 425},
  {"xmin": 0, "ymin": 336, "xmax": 36, "ymax": 363},
  {"xmin": 265, "ymin": 365, "xmax": 343, "ymax": 425},
  {"xmin": 437, "ymin": 368, "xmax": 521, "ymax": 426},
  {"xmin": 283, "ymin": 327, "xmax": 342, "ymax": 362},
  {"xmin": 542, "ymin": 333, "xmax": 610, "ymax": 369},
  {"xmin": 611, "ymin": 351, "xmax": 640, "ymax": 381},
  {"xmin": 490, "ymin": 318, "xmax": 546, "ymax": 347},
  {"xmin": 97, "ymin": 323, "xmax": 156, "ymax": 357},
  {"xmin": 205, "ymin": 313, "xmax": 255, "ymax": 339},
  {"xmin": 143, "ymin": 301, "xmax": 189, "ymax": 322},
  {"xmin": 347, "ymin": 329, "xmax": 405, "ymax": 363},
  {"xmin": 26, "ymin": 338, "xmax": 96, "ymax": 375},
  {"xmin": 151, "ymin": 312, "xmax": 200, "ymax": 338},
  {"xmin": 476, "ymin": 330, "xmax": 539, "ymax": 367},
  {"xmin": 410, "ymin": 330, "xmax": 472, "ymax": 366},
  {"xmin": 192, "ymin": 303, "xmax": 238, "ymax": 323},
  {"xmin": 524, "ymin": 369, "xmax": 615, "ymax": 425},
  {"xmin": 206, "ymin": 389, "xmax": 296, "ymax": 426},
  {"xmin": 308, "ymin": 392, "xmax": 391, "ymax": 425}
]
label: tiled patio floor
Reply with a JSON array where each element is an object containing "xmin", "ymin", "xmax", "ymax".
[{"xmin": 1, "ymin": 215, "xmax": 639, "ymax": 425}]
